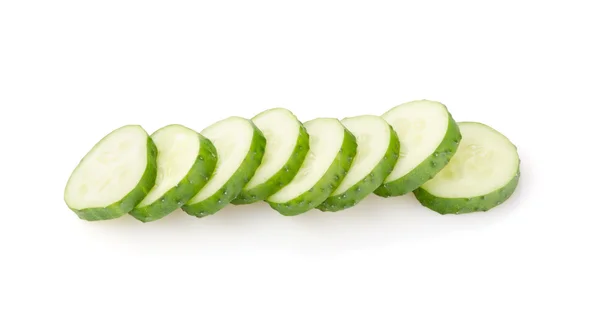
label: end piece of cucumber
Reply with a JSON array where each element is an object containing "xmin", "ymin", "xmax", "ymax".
[
  {"xmin": 182, "ymin": 116, "xmax": 266, "ymax": 218},
  {"xmin": 374, "ymin": 100, "xmax": 461, "ymax": 197},
  {"xmin": 64, "ymin": 125, "xmax": 158, "ymax": 221},
  {"xmin": 414, "ymin": 122, "xmax": 520, "ymax": 214},
  {"xmin": 266, "ymin": 118, "xmax": 357, "ymax": 216},
  {"xmin": 129, "ymin": 124, "xmax": 218, "ymax": 222},
  {"xmin": 231, "ymin": 108, "xmax": 310, "ymax": 205}
]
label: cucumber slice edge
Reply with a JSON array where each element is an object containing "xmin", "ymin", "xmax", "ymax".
[
  {"xmin": 267, "ymin": 118, "xmax": 358, "ymax": 216},
  {"xmin": 414, "ymin": 169, "xmax": 520, "ymax": 214},
  {"xmin": 318, "ymin": 116, "xmax": 400, "ymax": 212},
  {"xmin": 130, "ymin": 127, "xmax": 218, "ymax": 222},
  {"xmin": 231, "ymin": 108, "xmax": 310, "ymax": 204},
  {"xmin": 374, "ymin": 103, "xmax": 462, "ymax": 197},
  {"xmin": 414, "ymin": 121, "xmax": 521, "ymax": 214},
  {"xmin": 64, "ymin": 125, "xmax": 158, "ymax": 221},
  {"xmin": 182, "ymin": 117, "xmax": 266, "ymax": 217}
]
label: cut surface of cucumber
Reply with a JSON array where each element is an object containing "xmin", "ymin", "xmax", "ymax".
[
  {"xmin": 374, "ymin": 100, "xmax": 461, "ymax": 197},
  {"xmin": 318, "ymin": 115, "xmax": 400, "ymax": 212},
  {"xmin": 232, "ymin": 108, "xmax": 309, "ymax": 205},
  {"xmin": 182, "ymin": 116, "xmax": 266, "ymax": 217},
  {"xmin": 129, "ymin": 124, "xmax": 217, "ymax": 222},
  {"xmin": 64, "ymin": 125, "xmax": 157, "ymax": 220},
  {"xmin": 267, "ymin": 118, "xmax": 357, "ymax": 216},
  {"xmin": 414, "ymin": 122, "xmax": 520, "ymax": 214}
]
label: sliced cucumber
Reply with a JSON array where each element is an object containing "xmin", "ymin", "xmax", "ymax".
[
  {"xmin": 182, "ymin": 116, "xmax": 266, "ymax": 217},
  {"xmin": 129, "ymin": 124, "xmax": 218, "ymax": 222},
  {"xmin": 414, "ymin": 122, "xmax": 520, "ymax": 214},
  {"xmin": 64, "ymin": 125, "xmax": 158, "ymax": 221},
  {"xmin": 374, "ymin": 100, "xmax": 461, "ymax": 197},
  {"xmin": 266, "ymin": 118, "xmax": 357, "ymax": 216},
  {"xmin": 318, "ymin": 115, "xmax": 400, "ymax": 212},
  {"xmin": 231, "ymin": 108, "xmax": 309, "ymax": 205}
]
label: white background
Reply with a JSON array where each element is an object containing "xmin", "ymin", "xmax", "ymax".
[{"xmin": 1, "ymin": 1, "xmax": 598, "ymax": 329}]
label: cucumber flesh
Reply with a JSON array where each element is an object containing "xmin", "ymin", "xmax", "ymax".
[
  {"xmin": 129, "ymin": 124, "xmax": 217, "ymax": 222},
  {"xmin": 182, "ymin": 116, "xmax": 266, "ymax": 217},
  {"xmin": 232, "ymin": 108, "xmax": 309, "ymax": 205},
  {"xmin": 414, "ymin": 122, "xmax": 520, "ymax": 214},
  {"xmin": 318, "ymin": 115, "xmax": 400, "ymax": 212},
  {"xmin": 374, "ymin": 100, "xmax": 461, "ymax": 197},
  {"xmin": 64, "ymin": 125, "xmax": 158, "ymax": 220},
  {"xmin": 267, "ymin": 118, "xmax": 357, "ymax": 216}
]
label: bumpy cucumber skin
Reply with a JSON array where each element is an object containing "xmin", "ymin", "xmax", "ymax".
[
  {"xmin": 374, "ymin": 113, "xmax": 462, "ymax": 197},
  {"xmin": 182, "ymin": 123, "xmax": 266, "ymax": 218},
  {"xmin": 267, "ymin": 128, "xmax": 358, "ymax": 216},
  {"xmin": 130, "ymin": 135, "xmax": 218, "ymax": 222},
  {"xmin": 318, "ymin": 126, "xmax": 400, "ymax": 212},
  {"xmin": 231, "ymin": 124, "xmax": 310, "ymax": 205},
  {"xmin": 69, "ymin": 136, "xmax": 158, "ymax": 221},
  {"xmin": 413, "ymin": 166, "xmax": 520, "ymax": 214}
]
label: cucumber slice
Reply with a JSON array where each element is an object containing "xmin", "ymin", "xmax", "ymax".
[
  {"xmin": 318, "ymin": 115, "xmax": 400, "ymax": 212},
  {"xmin": 266, "ymin": 118, "xmax": 357, "ymax": 216},
  {"xmin": 414, "ymin": 122, "xmax": 520, "ymax": 214},
  {"xmin": 64, "ymin": 125, "xmax": 158, "ymax": 221},
  {"xmin": 374, "ymin": 100, "xmax": 461, "ymax": 197},
  {"xmin": 129, "ymin": 124, "xmax": 218, "ymax": 222},
  {"xmin": 182, "ymin": 116, "xmax": 266, "ymax": 217},
  {"xmin": 231, "ymin": 108, "xmax": 310, "ymax": 205}
]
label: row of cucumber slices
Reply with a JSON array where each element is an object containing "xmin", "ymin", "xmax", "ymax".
[{"xmin": 64, "ymin": 100, "xmax": 520, "ymax": 222}]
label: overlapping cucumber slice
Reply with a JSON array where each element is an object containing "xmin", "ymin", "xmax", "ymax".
[
  {"xmin": 266, "ymin": 118, "xmax": 357, "ymax": 216},
  {"xmin": 182, "ymin": 116, "xmax": 266, "ymax": 218},
  {"xmin": 232, "ymin": 108, "xmax": 309, "ymax": 205},
  {"xmin": 374, "ymin": 100, "xmax": 461, "ymax": 197},
  {"xmin": 129, "ymin": 124, "xmax": 217, "ymax": 222},
  {"xmin": 414, "ymin": 122, "xmax": 520, "ymax": 214},
  {"xmin": 318, "ymin": 115, "xmax": 399, "ymax": 212},
  {"xmin": 63, "ymin": 125, "xmax": 158, "ymax": 221}
]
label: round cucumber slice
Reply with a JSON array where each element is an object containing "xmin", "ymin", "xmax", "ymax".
[
  {"xmin": 64, "ymin": 125, "xmax": 158, "ymax": 221},
  {"xmin": 414, "ymin": 122, "xmax": 520, "ymax": 214},
  {"xmin": 374, "ymin": 100, "xmax": 461, "ymax": 197},
  {"xmin": 267, "ymin": 118, "xmax": 357, "ymax": 216},
  {"xmin": 318, "ymin": 115, "xmax": 400, "ymax": 212},
  {"xmin": 129, "ymin": 124, "xmax": 218, "ymax": 222},
  {"xmin": 182, "ymin": 116, "xmax": 266, "ymax": 218},
  {"xmin": 231, "ymin": 108, "xmax": 310, "ymax": 205}
]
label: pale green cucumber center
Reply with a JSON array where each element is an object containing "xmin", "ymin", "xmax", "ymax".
[
  {"xmin": 383, "ymin": 100, "xmax": 448, "ymax": 182},
  {"xmin": 268, "ymin": 118, "xmax": 344, "ymax": 203},
  {"xmin": 187, "ymin": 117, "xmax": 254, "ymax": 204},
  {"xmin": 64, "ymin": 125, "xmax": 149, "ymax": 210},
  {"xmin": 137, "ymin": 125, "xmax": 200, "ymax": 207},
  {"xmin": 246, "ymin": 108, "xmax": 300, "ymax": 189},
  {"xmin": 332, "ymin": 115, "xmax": 390, "ymax": 195},
  {"xmin": 421, "ymin": 122, "xmax": 519, "ymax": 198}
]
